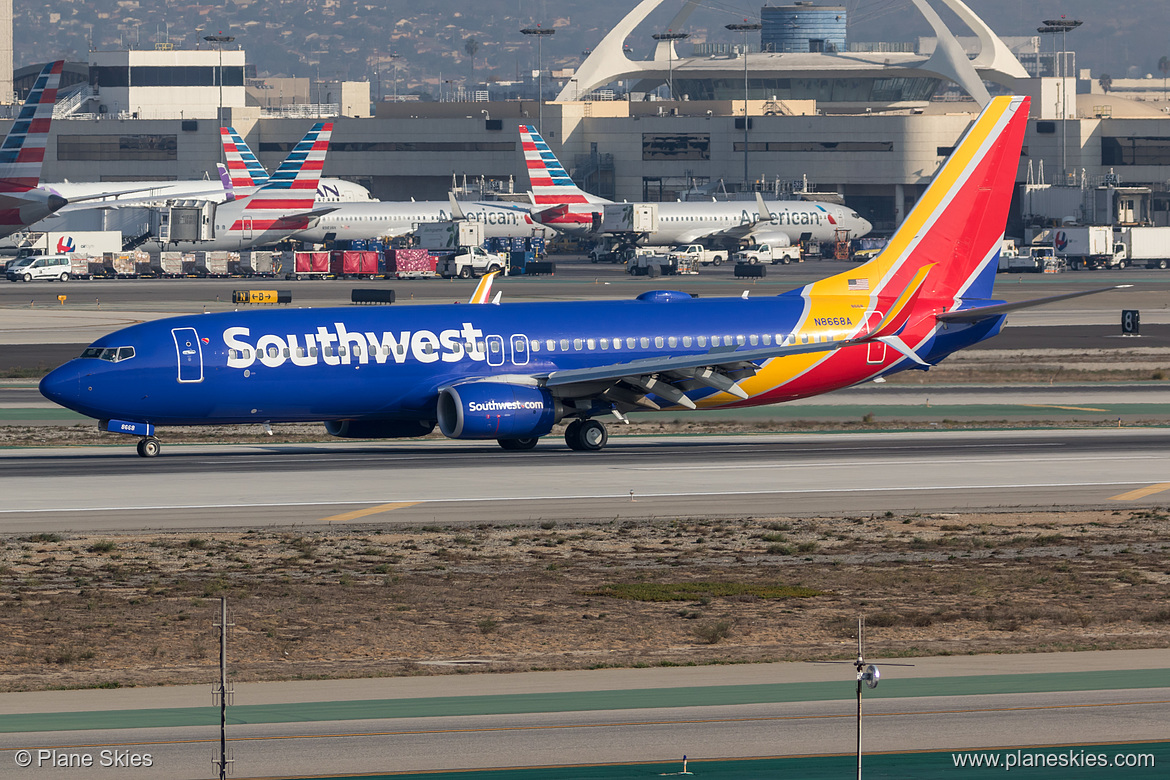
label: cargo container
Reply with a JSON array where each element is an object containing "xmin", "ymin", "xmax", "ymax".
[
  {"xmin": 415, "ymin": 221, "xmax": 484, "ymax": 251},
  {"xmin": 293, "ymin": 251, "xmax": 331, "ymax": 279},
  {"xmin": 234, "ymin": 251, "xmax": 275, "ymax": 277},
  {"xmin": 329, "ymin": 250, "xmax": 379, "ymax": 278},
  {"xmin": 388, "ymin": 248, "xmax": 437, "ymax": 278},
  {"xmin": 68, "ymin": 256, "xmax": 93, "ymax": 279},
  {"xmin": 103, "ymin": 252, "xmax": 138, "ymax": 277},
  {"xmin": 194, "ymin": 251, "xmax": 232, "ymax": 277},
  {"xmin": 151, "ymin": 251, "xmax": 186, "ymax": 277}
]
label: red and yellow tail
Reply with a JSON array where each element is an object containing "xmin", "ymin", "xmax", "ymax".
[{"xmin": 818, "ymin": 95, "xmax": 1030, "ymax": 306}]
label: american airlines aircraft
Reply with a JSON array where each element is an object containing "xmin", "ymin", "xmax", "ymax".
[
  {"xmin": 0, "ymin": 61, "xmax": 67, "ymax": 237},
  {"xmin": 288, "ymin": 197, "xmax": 554, "ymax": 244},
  {"xmin": 40, "ymin": 96, "xmax": 1123, "ymax": 457},
  {"xmin": 137, "ymin": 122, "xmax": 336, "ymax": 253},
  {"xmin": 519, "ymin": 124, "xmax": 872, "ymax": 248},
  {"xmin": 40, "ymin": 126, "xmax": 373, "ymax": 211}
]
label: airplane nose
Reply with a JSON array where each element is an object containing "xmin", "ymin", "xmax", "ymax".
[
  {"xmin": 857, "ymin": 216, "xmax": 873, "ymax": 237},
  {"xmin": 39, "ymin": 362, "xmax": 82, "ymax": 410}
]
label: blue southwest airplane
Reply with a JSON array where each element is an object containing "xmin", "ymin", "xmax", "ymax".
[{"xmin": 40, "ymin": 96, "xmax": 1121, "ymax": 457}]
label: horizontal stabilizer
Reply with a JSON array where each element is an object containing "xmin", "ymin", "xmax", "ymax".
[{"xmin": 937, "ymin": 285, "xmax": 1130, "ymax": 324}]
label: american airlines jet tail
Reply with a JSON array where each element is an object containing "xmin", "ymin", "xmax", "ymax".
[
  {"xmin": 40, "ymin": 96, "xmax": 1125, "ymax": 457},
  {"xmin": 518, "ymin": 124, "xmax": 870, "ymax": 245},
  {"xmin": 0, "ymin": 60, "xmax": 66, "ymax": 237},
  {"xmin": 143, "ymin": 122, "xmax": 335, "ymax": 252},
  {"xmin": 220, "ymin": 127, "xmax": 269, "ymax": 188}
]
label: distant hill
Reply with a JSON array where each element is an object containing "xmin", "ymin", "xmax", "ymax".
[{"xmin": 14, "ymin": 1, "xmax": 1168, "ymax": 94}]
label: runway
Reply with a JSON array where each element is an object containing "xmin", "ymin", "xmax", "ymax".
[
  {"xmin": 2, "ymin": 427, "xmax": 1169, "ymax": 533},
  {"xmin": 0, "ymin": 651, "xmax": 1165, "ymax": 779}
]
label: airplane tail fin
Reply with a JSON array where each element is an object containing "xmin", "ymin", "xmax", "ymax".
[
  {"xmin": 817, "ymin": 96, "xmax": 1030, "ymax": 305},
  {"xmin": 0, "ymin": 60, "xmax": 64, "ymax": 191},
  {"xmin": 220, "ymin": 127, "xmax": 269, "ymax": 188},
  {"xmin": 230, "ymin": 122, "xmax": 332, "ymax": 230},
  {"xmin": 519, "ymin": 124, "xmax": 608, "ymax": 206}
]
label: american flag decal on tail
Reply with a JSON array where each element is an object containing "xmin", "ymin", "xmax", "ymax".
[{"xmin": 847, "ymin": 278, "xmax": 869, "ymax": 291}]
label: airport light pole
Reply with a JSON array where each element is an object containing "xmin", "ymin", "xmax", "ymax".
[
  {"xmin": 726, "ymin": 21, "xmax": 762, "ymax": 190},
  {"xmin": 520, "ymin": 25, "xmax": 555, "ymax": 133},
  {"xmin": 203, "ymin": 33, "xmax": 235, "ymax": 165},
  {"xmin": 1038, "ymin": 18, "xmax": 1082, "ymax": 184},
  {"xmin": 651, "ymin": 31, "xmax": 689, "ymax": 100}
]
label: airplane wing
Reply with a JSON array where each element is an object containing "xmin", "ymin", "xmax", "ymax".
[
  {"xmin": 672, "ymin": 195, "xmax": 783, "ymax": 244},
  {"xmin": 536, "ymin": 337, "xmax": 849, "ymax": 410}
]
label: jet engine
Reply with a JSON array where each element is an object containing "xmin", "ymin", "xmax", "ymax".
[
  {"xmin": 324, "ymin": 419, "xmax": 436, "ymax": 439},
  {"xmin": 437, "ymin": 382, "xmax": 562, "ymax": 440}
]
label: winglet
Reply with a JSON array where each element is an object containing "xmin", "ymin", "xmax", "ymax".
[
  {"xmin": 865, "ymin": 263, "xmax": 935, "ymax": 339},
  {"xmin": 469, "ymin": 270, "xmax": 499, "ymax": 304},
  {"xmin": 448, "ymin": 192, "xmax": 467, "ymax": 221},
  {"xmin": 754, "ymin": 191, "xmax": 773, "ymax": 222}
]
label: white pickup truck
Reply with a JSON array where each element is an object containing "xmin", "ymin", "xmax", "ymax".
[
  {"xmin": 666, "ymin": 244, "xmax": 727, "ymax": 267},
  {"xmin": 436, "ymin": 245, "xmax": 509, "ymax": 279},
  {"xmin": 734, "ymin": 242, "xmax": 801, "ymax": 265}
]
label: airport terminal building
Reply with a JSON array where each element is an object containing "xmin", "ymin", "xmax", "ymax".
[{"xmin": 12, "ymin": 0, "xmax": 1170, "ymax": 238}]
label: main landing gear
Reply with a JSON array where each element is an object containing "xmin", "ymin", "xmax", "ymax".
[
  {"xmin": 497, "ymin": 436, "xmax": 539, "ymax": 451},
  {"xmin": 136, "ymin": 436, "xmax": 161, "ymax": 458},
  {"xmin": 565, "ymin": 419, "xmax": 608, "ymax": 451}
]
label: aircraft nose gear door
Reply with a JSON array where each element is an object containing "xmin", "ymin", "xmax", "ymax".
[{"xmin": 172, "ymin": 327, "xmax": 205, "ymax": 383}]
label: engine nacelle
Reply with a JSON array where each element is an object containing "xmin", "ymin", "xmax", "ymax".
[
  {"xmin": 325, "ymin": 418, "xmax": 436, "ymax": 439},
  {"xmin": 437, "ymin": 382, "xmax": 560, "ymax": 440}
]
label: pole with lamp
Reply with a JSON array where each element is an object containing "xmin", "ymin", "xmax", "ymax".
[
  {"xmin": 520, "ymin": 25, "xmax": 555, "ymax": 133},
  {"xmin": 203, "ymin": 33, "xmax": 235, "ymax": 165},
  {"xmin": 725, "ymin": 20, "xmax": 761, "ymax": 190},
  {"xmin": 1038, "ymin": 17, "xmax": 1082, "ymax": 185},
  {"xmin": 651, "ymin": 31, "xmax": 689, "ymax": 100}
]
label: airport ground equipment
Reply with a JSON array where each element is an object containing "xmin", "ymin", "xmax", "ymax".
[
  {"xmin": 734, "ymin": 242, "xmax": 801, "ymax": 265},
  {"xmin": 1055, "ymin": 226, "xmax": 1126, "ymax": 270},
  {"xmin": 1120, "ymin": 226, "xmax": 1170, "ymax": 269},
  {"xmin": 668, "ymin": 243, "xmax": 727, "ymax": 266}
]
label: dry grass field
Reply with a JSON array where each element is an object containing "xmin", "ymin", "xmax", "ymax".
[{"xmin": 1, "ymin": 507, "xmax": 1167, "ymax": 692}]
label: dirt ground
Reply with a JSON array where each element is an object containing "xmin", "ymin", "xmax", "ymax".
[{"xmin": 1, "ymin": 508, "xmax": 1167, "ymax": 692}]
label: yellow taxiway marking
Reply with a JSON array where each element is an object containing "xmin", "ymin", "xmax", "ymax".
[
  {"xmin": 321, "ymin": 502, "xmax": 421, "ymax": 523},
  {"xmin": 1109, "ymin": 483, "xmax": 1170, "ymax": 501},
  {"xmin": 1019, "ymin": 404, "xmax": 1110, "ymax": 412}
]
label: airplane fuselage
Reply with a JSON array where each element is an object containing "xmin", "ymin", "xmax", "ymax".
[
  {"xmin": 41, "ymin": 294, "xmax": 1003, "ymax": 428},
  {"xmin": 290, "ymin": 201, "xmax": 555, "ymax": 243},
  {"xmin": 545, "ymin": 200, "xmax": 870, "ymax": 246}
]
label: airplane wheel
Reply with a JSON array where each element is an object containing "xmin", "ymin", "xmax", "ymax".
[
  {"xmin": 564, "ymin": 419, "xmax": 584, "ymax": 450},
  {"xmin": 498, "ymin": 436, "xmax": 539, "ymax": 451},
  {"xmin": 567, "ymin": 419, "xmax": 607, "ymax": 452},
  {"xmin": 136, "ymin": 437, "xmax": 161, "ymax": 458}
]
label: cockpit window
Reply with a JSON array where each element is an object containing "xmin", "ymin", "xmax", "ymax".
[{"xmin": 80, "ymin": 346, "xmax": 135, "ymax": 362}]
